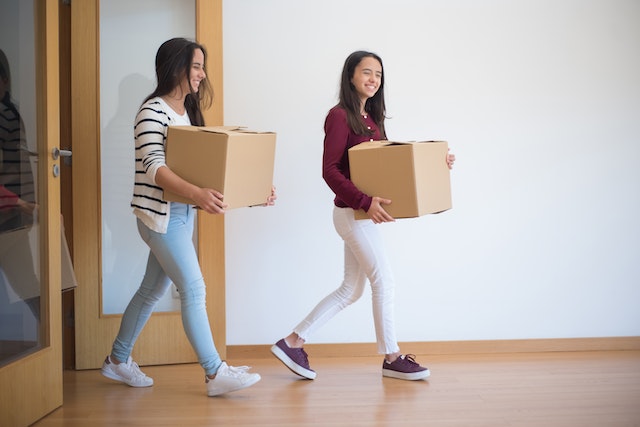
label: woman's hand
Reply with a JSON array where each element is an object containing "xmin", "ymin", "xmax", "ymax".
[
  {"xmin": 447, "ymin": 149, "xmax": 456, "ymax": 169},
  {"xmin": 155, "ymin": 166, "xmax": 227, "ymax": 214},
  {"xmin": 264, "ymin": 185, "xmax": 277, "ymax": 206},
  {"xmin": 251, "ymin": 185, "xmax": 278, "ymax": 207},
  {"xmin": 367, "ymin": 196, "xmax": 395, "ymax": 224},
  {"xmin": 192, "ymin": 187, "xmax": 228, "ymax": 214},
  {"xmin": 16, "ymin": 198, "xmax": 38, "ymax": 214}
]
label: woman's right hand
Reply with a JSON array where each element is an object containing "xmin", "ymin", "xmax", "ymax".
[
  {"xmin": 367, "ymin": 196, "xmax": 395, "ymax": 224},
  {"xmin": 16, "ymin": 198, "xmax": 38, "ymax": 215},
  {"xmin": 155, "ymin": 166, "xmax": 228, "ymax": 214},
  {"xmin": 192, "ymin": 187, "xmax": 228, "ymax": 214}
]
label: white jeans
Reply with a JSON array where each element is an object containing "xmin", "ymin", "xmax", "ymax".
[{"xmin": 294, "ymin": 206, "xmax": 400, "ymax": 354}]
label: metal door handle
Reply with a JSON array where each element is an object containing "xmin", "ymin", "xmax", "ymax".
[{"xmin": 52, "ymin": 147, "xmax": 73, "ymax": 165}]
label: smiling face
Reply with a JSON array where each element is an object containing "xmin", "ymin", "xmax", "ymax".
[
  {"xmin": 350, "ymin": 56, "xmax": 382, "ymax": 108},
  {"xmin": 180, "ymin": 48, "xmax": 206, "ymax": 94}
]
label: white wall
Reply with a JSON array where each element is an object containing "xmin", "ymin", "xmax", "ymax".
[{"xmin": 222, "ymin": 0, "xmax": 640, "ymax": 345}]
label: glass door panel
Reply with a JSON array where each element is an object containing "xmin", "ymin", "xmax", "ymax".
[{"xmin": 0, "ymin": 0, "xmax": 42, "ymax": 367}]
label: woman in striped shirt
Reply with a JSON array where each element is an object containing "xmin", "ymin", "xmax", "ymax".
[
  {"xmin": 102, "ymin": 38, "xmax": 273, "ymax": 397},
  {"xmin": 0, "ymin": 49, "xmax": 40, "ymax": 322}
]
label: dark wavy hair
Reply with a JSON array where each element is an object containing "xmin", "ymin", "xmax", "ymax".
[
  {"xmin": 0, "ymin": 49, "xmax": 19, "ymax": 118},
  {"xmin": 338, "ymin": 50, "xmax": 387, "ymax": 138},
  {"xmin": 143, "ymin": 38, "xmax": 213, "ymax": 126}
]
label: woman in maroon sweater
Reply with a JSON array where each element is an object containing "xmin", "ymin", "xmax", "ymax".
[{"xmin": 272, "ymin": 51, "xmax": 455, "ymax": 381}]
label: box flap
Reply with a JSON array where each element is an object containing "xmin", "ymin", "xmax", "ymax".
[
  {"xmin": 349, "ymin": 140, "xmax": 447, "ymax": 151},
  {"xmin": 349, "ymin": 140, "xmax": 392, "ymax": 151},
  {"xmin": 197, "ymin": 126, "xmax": 275, "ymax": 135},
  {"xmin": 386, "ymin": 140, "xmax": 447, "ymax": 146},
  {"xmin": 232, "ymin": 128, "xmax": 275, "ymax": 135},
  {"xmin": 197, "ymin": 126, "xmax": 245, "ymax": 135}
]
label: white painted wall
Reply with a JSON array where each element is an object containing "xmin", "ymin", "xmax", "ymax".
[{"xmin": 222, "ymin": 0, "xmax": 640, "ymax": 345}]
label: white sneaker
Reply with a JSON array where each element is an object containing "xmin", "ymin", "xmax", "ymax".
[
  {"xmin": 101, "ymin": 355, "xmax": 154, "ymax": 387},
  {"xmin": 206, "ymin": 362, "xmax": 261, "ymax": 396}
]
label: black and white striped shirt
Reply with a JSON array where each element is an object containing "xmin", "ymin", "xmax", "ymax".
[
  {"xmin": 131, "ymin": 97, "xmax": 190, "ymax": 233},
  {"xmin": 0, "ymin": 94, "xmax": 34, "ymax": 233}
]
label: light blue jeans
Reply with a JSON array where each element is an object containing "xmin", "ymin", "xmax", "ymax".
[
  {"xmin": 111, "ymin": 202, "xmax": 222, "ymax": 375},
  {"xmin": 293, "ymin": 206, "xmax": 400, "ymax": 355}
]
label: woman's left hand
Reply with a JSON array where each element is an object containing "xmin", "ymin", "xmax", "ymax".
[
  {"xmin": 447, "ymin": 150, "xmax": 456, "ymax": 169},
  {"xmin": 264, "ymin": 185, "xmax": 277, "ymax": 206}
]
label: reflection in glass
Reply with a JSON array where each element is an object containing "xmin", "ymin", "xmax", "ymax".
[{"xmin": 0, "ymin": 42, "xmax": 42, "ymax": 367}]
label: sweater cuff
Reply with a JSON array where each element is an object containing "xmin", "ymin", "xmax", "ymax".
[{"xmin": 361, "ymin": 196, "xmax": 373, "ymax": 213}]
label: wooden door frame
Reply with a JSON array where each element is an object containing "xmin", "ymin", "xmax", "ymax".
[
  {"xmin": 196, "ymin": 0, "xmax": 226, "ymax": 365},
  {"xmin": 0, "ymin": 1, "xmax": 63, "ymax": 425},
  {"xmin": 73, "ymin": 0, "xmax": 226, "ymax": 370}
]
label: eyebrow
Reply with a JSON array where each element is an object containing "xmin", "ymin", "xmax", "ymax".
[{"xmin": 363, "ymin": 68, "xmax": 382, "ymax": 74}]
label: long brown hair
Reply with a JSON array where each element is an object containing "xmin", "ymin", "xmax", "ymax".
[
  {"xmin": 338, "ymin": 51, "xmax": 387, "ymax": 138},
  {"xmin": 143, "ymin": 38, "xmax": 213, "ymax": 126}
]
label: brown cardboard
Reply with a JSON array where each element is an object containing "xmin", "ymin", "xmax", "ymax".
[
  {"xmin": 348, "ymin": 140, "xmax": 451, "ymax": 219},
  {"xmin": 164, "ymin": 126, "xmax": 276, "ymax": 209}
]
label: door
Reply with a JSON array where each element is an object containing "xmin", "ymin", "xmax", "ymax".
[
  {"xmin": 71, "ymin": 0, "xmax": 227, "ymax": 370},
  {"xmin": 0, "ymin": 1, "xmax": 63, "ymax": 426}
]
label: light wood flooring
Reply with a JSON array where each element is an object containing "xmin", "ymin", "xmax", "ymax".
[{"xmin": 34, "ymin": 350, "xmax": 640, "ymax": 426}]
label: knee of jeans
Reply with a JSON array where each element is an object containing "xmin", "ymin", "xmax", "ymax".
[
  {"xmin": 335, "ymin": 283, "xmax": 365, "ymax": 305},
  {"xmin": 137, "ymin": 285, "xmax": 166, "ymax": 304},
  {"xmin": 369, "ymin": 271, "xmax": 395, "ymax": 294},
  {"xmin": 368, "ymin": 269, "xmax": 395, "ymax": 291},
  {"xmin": 371, "ymin": 283, "xmax": 395, "ymax": 301},
  {"xmin": 178, "ymin": 279, "xmax": 206, "ymax": 306}
]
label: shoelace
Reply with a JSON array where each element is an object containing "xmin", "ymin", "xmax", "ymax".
[
  {"xmin": 403, "ymin": 354, "xmax": 419, "ymax": 365},
  {"xmin": 223, "ymin": 364, "xmax": 252, "ymax": 378},
  {"xmin": 391, "ymin": 354, "xmax": 419, "ymax": 367},
  {"xmin": 120, "ymin": 360, "xmax": 148, "ymax": 379},
  {"xmin": 205, "ymin": 364, "xmax": 253, "ymax": 383},
  {"xmin": 298, "ymin": 348, "xmax": 310, "ymax": 365}
]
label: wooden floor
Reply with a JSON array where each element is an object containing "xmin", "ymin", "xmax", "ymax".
[{"xmin": 35, "ymin": 351, "xmax": 640, "ymax": 427}]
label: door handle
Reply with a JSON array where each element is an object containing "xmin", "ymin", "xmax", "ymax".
[{"xmin": 52, "ymin": 147, "xmax": 73, "ymax": 165}]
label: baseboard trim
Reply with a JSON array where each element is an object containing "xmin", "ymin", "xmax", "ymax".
[{"xmin": 227, "ymin": 336, "xmax": 640, "ymax": 359}]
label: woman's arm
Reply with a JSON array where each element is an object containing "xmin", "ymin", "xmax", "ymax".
[
  {"xmin": 154, "ymin": 166, "xmax": 227, "ymax": 214},
  {"xmin": 321, "ymin": 108, "xmax": 372, "ymax": 212}
]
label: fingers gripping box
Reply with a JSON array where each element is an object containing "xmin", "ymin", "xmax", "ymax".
[
  {"xmin": 164, "ymin": 126, "xmax": 276, "ymax": 209},
  {"xmin": 348, "ymin": 140, "xmax": 451, "ymax": 220}
]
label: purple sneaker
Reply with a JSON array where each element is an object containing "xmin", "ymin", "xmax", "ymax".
[
  {"xmin": 382, "ymin": 354, "xmax": 430, "ymax": 380},
  {"xmin": 271, "ymin": 338, "xmax": 317, "ymax": 379}
]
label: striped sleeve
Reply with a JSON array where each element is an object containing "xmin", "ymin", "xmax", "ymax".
[
  {"xmin": 134, "ymin": 101, "xmax": 170, "ymax": 184},
  {"xmin": 0, "ymin": 101, "xmax": 35, "ymax": 231},
  {"xmin": 130, "ymin": 99, "xmax": 170, "ymax": 231}
]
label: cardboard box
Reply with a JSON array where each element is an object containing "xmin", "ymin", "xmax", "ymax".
[
  {"xmin": 164, "ymin": 126, "xmax": 276, "ymax": 209},
  {"xmin": 348, "ymin": 140, "xmax": 451, "ymax": 219}
]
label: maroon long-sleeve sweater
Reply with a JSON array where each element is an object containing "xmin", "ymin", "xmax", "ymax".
[{"xmin": 322, "ymin": 105, "xmax": 382, "ymax": 213}]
